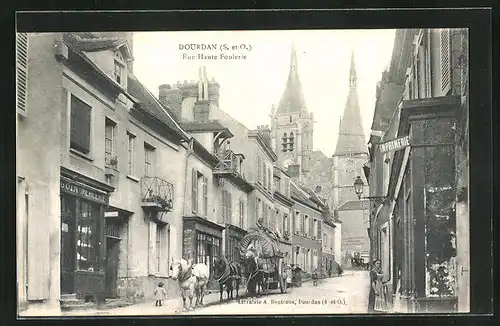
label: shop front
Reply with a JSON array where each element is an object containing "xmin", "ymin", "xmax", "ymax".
[
  {"xmin": 391, "ymin": 96, "xmax": 459, "ymax": 313},
  {"xmin": 225, "ymin": 224, "xmax": 247, "ymax": 263},
  {"xmin": 183, "ymin": 215, "xmax": 224, "ymax": 277},
  {"xmin": 60, "ymin": 171, "xmax": 113, "ymax": 302}
]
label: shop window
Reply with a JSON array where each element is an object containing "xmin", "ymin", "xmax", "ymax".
[
  {"xmin": 76, "ymin": 200, "xmax": 101, "ymax": 272},
  {"xmin": 70, "ymin": 95, "xmax": 92, "ymax": 155}
]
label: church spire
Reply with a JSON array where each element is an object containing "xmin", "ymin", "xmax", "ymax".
[
  {"xmin": 276, "ymin": 42, "xmax": 307, "ymax": 115},
  {"xmin": 349, "ymin": 50, "xmax": 357, "ymax": 88},
  {"xmin": 333, "ymin": 51, "xmax": 367, "ymax": 156}
]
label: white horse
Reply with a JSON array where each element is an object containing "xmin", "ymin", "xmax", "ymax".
[{"xmin": 170, "ymin": 258, "xmax": 209, "ymax": 311}]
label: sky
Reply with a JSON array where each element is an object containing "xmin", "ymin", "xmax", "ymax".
[{"xmin": 132, "ymin": 30, "xmax": 396, "ymax": 156}]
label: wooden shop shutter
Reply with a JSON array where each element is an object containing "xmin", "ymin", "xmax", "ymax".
[
  {"xmin": 440, "ymin": 28, "xmax": 451, "ymax": 93},
  {"xmin": 70, "ymin": 95, "xmax": 91, "ymax": 154},
  {"xmin": 27, "ymin": 184, "xmax": 50, "ymax": 300},
  {"xmin": 16, "ymin": 33, "xmax": 28, "ymax": 116},
  {"xmin": 192, "ymin": 168, "xmax": 198, "ymax": 213}
]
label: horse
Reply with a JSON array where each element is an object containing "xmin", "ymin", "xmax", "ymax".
[
  {"xmin": 170, "ymin": 258, "xmax": 209, "ymax": 311},
  {"xmin": 243, "ymin": 248, "xmax": 267, "ymax": 296},
  {"xmin": 213, "ymin": 256, "xmax": 242, "ymax": 302}
]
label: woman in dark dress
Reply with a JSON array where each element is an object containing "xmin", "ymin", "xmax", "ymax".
[{"xmin": 368, "ymin": 259, "xmax": 382, "ymax": 312}]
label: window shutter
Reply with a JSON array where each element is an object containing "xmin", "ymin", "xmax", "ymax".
[
  {"xmin": 192, "ymin": 169, "xmax": 198, "ymax": 213},
  {"xmin": 17, "ymin": 33, "xmax": 28, "ymax": 116},
  {"xmin": 221, "ymin": 190, "xmax": 227, "ymax": 223},
  {"xmin": 257, "ymin": 155, "xmax": 261, "ymax": 182},
  {"xmin": 203, "ymin": 176, "xmax": 208, "ymax": 217},
  {"xmin": 227, "ymin": 192, "xmax": 232, "ymax": 224},
  {"xmin": 440, "ymin": 28, "xmax": 451, "ymax": 93},
  {"xmin": 70, "ymin": 95, "xmax": 91, "ymax": 154}
]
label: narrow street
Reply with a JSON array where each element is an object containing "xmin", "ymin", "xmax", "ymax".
[
  {"xmin": 72, "ymin": 270, "xmax": 369, "ymax": 316},
  {"xmin": 184, "ymin": 270, "xmax": 370, "ymax": 315}
]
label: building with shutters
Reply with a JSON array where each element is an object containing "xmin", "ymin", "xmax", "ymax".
[
  {"xmin": 272, "ymin": 166, "xmax": 294, "ymax": 266},
  {"xmin": 16, "ymin": 32, "xmax": 203, "ymax": 313},
  {"xmin": 365, "ymin": 28, "xmax": 469, "ymax": 313},
  {"xmin": 290, "ymin": 182, "xmax": 324, "ymax": 275}
]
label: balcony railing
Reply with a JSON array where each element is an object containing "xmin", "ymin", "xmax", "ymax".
[
  {"xmin": 140, "ymin": 176, "xmax": 174, "ymax": 212},
  {"xmin": 213, "ymin": 150, "xmax": 242, "ymax": 176}
]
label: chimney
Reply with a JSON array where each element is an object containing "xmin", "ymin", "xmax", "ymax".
[
  {"xmin": 158, "ymin": 84, "xmax": 182, "ymax": 119},
  {"xmin": 258, "ymin": 125, "xmax": 272, "ymax": 145}
]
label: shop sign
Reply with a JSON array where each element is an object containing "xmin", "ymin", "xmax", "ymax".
[
  {"xmin": 379, "ymin": 136, "xmax": 410, "ymax": 153},
  {"xmin": 61, "ymin": 178, "xmax": 109, "ymax": 204}
]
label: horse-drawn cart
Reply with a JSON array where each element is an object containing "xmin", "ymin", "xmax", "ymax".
[{"xmin": 240, "ymin": 226, "xmax": 287, "ymax": 296}]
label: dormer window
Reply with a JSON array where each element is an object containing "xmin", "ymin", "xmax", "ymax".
[{"xmin": 114, "ymin": 60, "xmax": 123, "ymax": 85}]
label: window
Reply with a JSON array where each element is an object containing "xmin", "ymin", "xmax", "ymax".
[
  {"xmin": 282, "ymin": 132, "xmax": 288, "ymax": 152},
  {"xmin": 192, "ymin": 169, "xmax": 198, "ymax": 213},
  {"xmin": 323, "ymin": 232, "xmax": 327, "ymax": 247},
  {"xmin": 16, "ymin": 33, "xmax": 28, "ymax": 116},
  {"xmin": 239, "ymin": 199, "xmax": 245, "ymax": 228},
  {"xmin": 70, "ymin": 95, "xmax": 92, "ymax": 154},
  {"xmin": 274, "ymin": 178, "xmax": 280, "ymax": 192},
  {"xmin": 105, "ymin": 119, "xmax": 116, "ymax": 167},
  {"xmin": 144, "ymin": 143, "xmax": 155, "ymax": 177},
  {"xmin": 289, "ymin": 132, "xmax": 295, "ymax": 151},
  {"xmin": 114, "ymin": 60, "xmax": 123, "ymax": 84},
  {"xmin": 300, "ymin": 214, "xmax": 305, "ymax": 235},
  {"xmin": 76, "ymin": 200, "xmax": 101, "ymax": 272},
  {"xmin": 202, "ymin": 176, "xmax": 208, "ymax": 218},
  {"xmin": 256, "ymin": 198, "xmax": 261, "ymax": 221},
  {"xmin": 156, "ymin": 224, "xmax": 162, "ymax": 273},
  {"xmin": 221, "ymin": 189, "xmax": 232, "ymax": 223},
  {"xmin": 263, "ymin": 163, "xmax": 267, "ymax": 188},
  {"xmin": 295, "ymin": 211, "xmax": 300, "ymax": 234},
  {"xmin": 257, "ymin": 155, "xmax": 262, "ymax": 183},
  {"xmin": 289, "ymin": 116, "xmax": 292, "ymax": 123},
  {"xmin": 127, "ymin": 132, "xmax": 135, "ymax": 175}
]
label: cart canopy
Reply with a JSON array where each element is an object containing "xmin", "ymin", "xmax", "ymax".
[{"xmin": 240, "ymin": 227, "xmax": 284, "ymax": 259}]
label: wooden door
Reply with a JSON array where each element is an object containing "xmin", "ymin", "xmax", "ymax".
[{"xmin": 105, "ymin": 237, "xmax": 120, "ymax": 298}]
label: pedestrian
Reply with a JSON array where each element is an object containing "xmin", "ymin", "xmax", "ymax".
[
  {"xmin": 312, "ymin": 268, "xmax": 319, "ymax": 286},
  {"xmin": 154, "ymin": 281, "xmax": 167, "ymax": 307},
  {"xmin": 368, "ymin": 259, "xmax": 383, "ymax": 313}
]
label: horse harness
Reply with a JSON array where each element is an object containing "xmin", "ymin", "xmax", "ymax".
[
  {"xmin": 177, "ymin": 264, "xmax": 193, "ymax": 283},
  {"xmin": 216, "ymin": 260, "xmax": 238, "ymax": 285}
]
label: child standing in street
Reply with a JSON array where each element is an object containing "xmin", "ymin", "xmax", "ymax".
[{"xmin": 154, "ymin": 282, "xmax": 167, "ymax": 307}]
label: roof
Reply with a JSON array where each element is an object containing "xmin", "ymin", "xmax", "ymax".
[
  {"xmin": 127, "ymin": 74, "xmax": 191, "ymax": 142},
  {"xmin": 181, "ymin": 120, "xmax": 234, "ymax": 138},
  {"xmin": 337, "ymin": 200, "xmax": 370, "ymax": 211},
  {"xmin": 276, "ymin": 44, "xmax": 307, "ymax": 115}
]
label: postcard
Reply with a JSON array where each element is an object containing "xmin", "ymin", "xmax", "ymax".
[{"xmin": 16, "ymin": 27, "xmax": 470, "ymax": 317}]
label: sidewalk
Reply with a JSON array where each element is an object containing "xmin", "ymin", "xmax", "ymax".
[{"xmin": 61, "ymin": 288, "xmax": 245, "ymax": 316}]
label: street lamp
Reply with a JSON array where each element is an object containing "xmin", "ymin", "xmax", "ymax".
[{"xmin": 353, "ymin": 176, "xmax": 387, "ymax": 200}]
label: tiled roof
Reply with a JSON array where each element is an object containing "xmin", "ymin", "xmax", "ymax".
[
  {"xmin": 337, "ymin": 200, "xmax": 370, "ymax": 211},
  {"xmin": 181, "ymin": 120, "xmax": 233, "ymax": 137},
  {"xmin": 127, "ymin": 74, "xmax": 190, "ymax": 142}
]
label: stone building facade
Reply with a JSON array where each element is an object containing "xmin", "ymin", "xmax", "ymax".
[
  {"xmin": 16, "ymin": 32, "xmax": 196, "ymax": 314},
  {"xmin": 366, "ymin": 28, "xmax": 470, "ymax": 313}
]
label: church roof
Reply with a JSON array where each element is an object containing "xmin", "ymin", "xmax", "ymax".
[
  {"xmin": 276, "ymin": 44, "xmax": 307, "ymax": 115},
  {"xmin": 334, "ymin": 52, "xmax": 368, "ymax": 156}
]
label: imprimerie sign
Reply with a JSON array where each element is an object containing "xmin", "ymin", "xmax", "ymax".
[
  {"xmin": 379, "ymin": 136, "xmax": 410, "ymax": 153},
  {"xmin": 60, "ymin": 177, "xmax": 109, "ymax": 204}
]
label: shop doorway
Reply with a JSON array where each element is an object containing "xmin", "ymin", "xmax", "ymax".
[{"xmin": 105, "ymin": 237, "xmax": 120, "ymax": 298}]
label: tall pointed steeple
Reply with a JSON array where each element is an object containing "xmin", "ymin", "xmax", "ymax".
[
  {"xmin": 276, "ymin": 43, "xmax": 307, "ymax": 115},
  {"xmin": 334, "ymin": 51, "xmax": 367, "ymax": 156}
]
